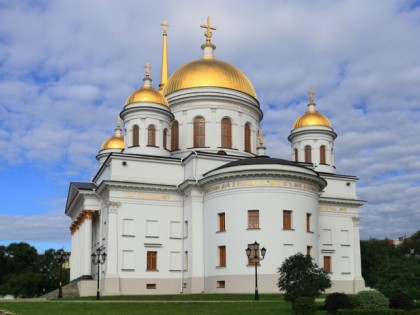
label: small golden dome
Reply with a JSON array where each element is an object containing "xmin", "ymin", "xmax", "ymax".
[
  {"xmin": 100, "ymin": 134, "xmax": 125, "ymax": 151},
  {"xmin": 162, "ymin": 58, "xmax": 257, "ymax": 99},
  {"xmin": 125, "ymin": 62, "xmax": 169, "ymax": 107},
  {"xmin": 125, "ymin": 85, "xmax": 168, "ymax": 107},
  {"xmin": 293, "ymin": 88, "xmax": 331, "ymax": 129}
]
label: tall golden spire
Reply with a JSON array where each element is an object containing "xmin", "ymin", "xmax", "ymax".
[{"xmin": 159, "ymin": 20, "xmax": 169, "ymax": 90}]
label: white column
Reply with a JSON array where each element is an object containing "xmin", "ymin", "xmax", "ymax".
[
  {"xmin": 352, "ymin": 216, "xmax": 365, "ymax": 292},
  {"xmin": 82, "ymin": 210, "xmax": 94, "ymax": 276}
]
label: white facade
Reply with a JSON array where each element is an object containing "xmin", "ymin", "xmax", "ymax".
[{"xmin": 65, "ymin": 24, "xmax": 366, "ymax": 296}]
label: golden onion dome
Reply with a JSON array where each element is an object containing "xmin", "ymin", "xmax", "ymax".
[
  {"xmin": 100, "ymin": 117, "xmax": 125, "ymax": 151},
  {"xmin": 293, "ymin": 88, "xmax": 332, "ymax": 129},
  {"xmin": 162, "ymin": 58, "xmax": 257, "ymax": 99},
  {"xmin": 125, "ymin": 63, "xmax": 169, "ymax": 107},
  {"xmin": 100, "ymin": 134, "xmax": 124, "ymax": 151},
  {"xmin": 162, "ymin": 17, "xmax": 256, "ymax": 99}
]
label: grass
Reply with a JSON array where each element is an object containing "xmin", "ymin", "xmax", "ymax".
[{"xmin": 0, "ymin": 294, "xmax": 327, "ymax": 315}]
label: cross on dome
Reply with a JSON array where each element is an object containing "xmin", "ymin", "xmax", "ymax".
[
  {"xmin": 308, "ymin": 87, "xmax": 315, "ymax": 103},
  {"xmin": 144, "ymin": 61, "xmax": 151, "ymax": 77},
  {"xmin": 161, "ymin": 20, "xmax": 169, "ymax": 35},
  {"xmin": 200, "ymin": 16, "xmax": 216, "ymax": 44}
]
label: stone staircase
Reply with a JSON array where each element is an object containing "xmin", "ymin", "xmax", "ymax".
[{"xmin": 41, "ymin": 281, "xmax": 79, "ymax": 299}]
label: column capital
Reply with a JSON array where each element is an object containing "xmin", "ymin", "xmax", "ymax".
[
  {"xmin": 105, "ymin": 201, "xmax": 121, "ymax": 214},
  {"xmin": 352, "ymin": 216, "xmax": 360, "ymax": 227},
  {"xmin": 83, "ymin": 210, "xmax": 95, "ymax": 220}
]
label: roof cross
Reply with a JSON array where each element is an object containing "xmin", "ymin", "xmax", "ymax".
[
  {"xmin": 308, "ymin": 87, "xmax": 315, "ymax": 103},
  {"xmin": 200, "ymin": 16, "xmax": 217, "ymax": 44},
  {"xmin": 144, "ymin": 61, "xmax": 151, "ymax": 77},
  {"xmin": 161, "ymin": 20, "xmax": 169, "ymax": 35}
]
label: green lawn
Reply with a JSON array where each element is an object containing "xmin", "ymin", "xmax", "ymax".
[{"xmin": 0, "ymin": 294, "xmax": 327, "ymax": 315}]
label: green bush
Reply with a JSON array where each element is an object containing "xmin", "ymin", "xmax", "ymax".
[
  {"xmin": 389, "ymin": 292, "xmax": 414, "ymax": 310},
  {"xmin": 354, "ymin": 290, "xmax": 389, "ymax": 310},
  {"xmin": 337, "ymin": 309, "xmax": 419, "ymax": 314},
  {"xmin": 292, "ymin": 296, "xmax": 316, "ymax": 315},
  {"xmin": 325, "ymin": 292, "xmax": 353, "ymax": 314}
]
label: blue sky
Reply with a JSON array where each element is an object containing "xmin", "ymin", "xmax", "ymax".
[{"xmin": 1, "ymin": 0, "xmax": 419, "ymax": 253}]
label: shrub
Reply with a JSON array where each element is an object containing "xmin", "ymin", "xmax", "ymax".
[
  {"xmin": 325, "ymin": 292, "xmax": 353, "ymax": 314},
  {"xmin": 389, "ymin": 292, "xmax": 414, "ymax": 310},
  {"xmin": 354, "ymin": 290, "xmax": 389, "ymax": 310},
  {"xmin": 292, "ymin": 296, "xmax": 316, "ymax": 315}
]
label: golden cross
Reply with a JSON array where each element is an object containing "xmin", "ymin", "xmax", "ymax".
[
  {"xmin": 200, "ymin": 16, "xmax": 217, "ymax": 44},
  {"xmin": 144, "ymin": 61, "xmax": 151, "ymax": 77},
  {"xmin": 161, "ymin": 20, "xmax": 169, "ymax": 35},
  {"xmin": 258, "ymin": 128, "xmax": 264, "ymax": 146},
  {"xmin": 308, "ymin": 88, "xmax": 315, "ymax": 103}
]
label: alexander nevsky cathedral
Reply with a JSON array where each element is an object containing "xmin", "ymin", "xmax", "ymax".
[{"xmin": 65, "ymin": 18, "xmax": 366, "ymax": 296}]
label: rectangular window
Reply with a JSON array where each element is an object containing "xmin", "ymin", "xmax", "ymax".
[
  {"xmin": 283, "ymin": 210, "xmax": 292, "ymax": 230},
  {"xmin": 123, "ymin": 219, "xmax": 134, "ymax": 236},
  {"xmin": 217, "ymin": 280, "xmax": 225, "ymax": 288},
  {"xmin": 306, "ymin": 213, "xmax": 312, "ymax": 232},
  {"xmin": 323, "ymin": 256, "xmax": 332, "ymax": 273},
  {"xmin": 218, "ymin": 246, "xmax": 226, "ymax": 267},
  {"xmin": 248, "ymin": 210, "xmax": 259, "ymax": 229},
  {"xmin": 147, "ymin": 251, "xmax": 157, "ymax": 271},
  {"xmin": 122, "ymin": 250, "xmax": 134, "ymax": 270},
  {"xmin": 306, "ymin": 246, "xmax": 312, "ymax": 257},
  {"xmin": 341, "ymin": 230, "xmax": 349, "ymax": 245},
  {"xmin": 322, "ymin": 229, "xmax": 332, "ymax": 245},
  {"xmin": 146, "ymin": 283, "xmax": 156, "ymax": 289},
  {"xmin": 170, "ymin": 221, "xmax": 181, "ymax": 238},
  {"xmin": 146, "ymin": 220, "xmax": 158, "ymax": 238},
  {"xmin": 218, "ymin": 212, "xmax": 226, "ymax": 231},
  {"xmin": 170, "ymin": 251, "xmax": 181, "ymax": 271}
]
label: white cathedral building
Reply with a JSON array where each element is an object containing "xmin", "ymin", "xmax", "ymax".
[{"xmin": 65, "ymin": 19, "xmax": 366, "ymax": 296}]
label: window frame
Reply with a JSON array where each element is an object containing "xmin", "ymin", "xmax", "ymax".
[
  {"xmin": 218, "ymin": 212, "xmax": 226, "ymax": 232},
  {"xmin": 320, "ymin": 145, "xmax": 326, "ymax": 164},
  {"xmin": 304, "ymin": 145, "xmax": 312, "ymax": 163},
  {"xmin": 193, "ymin": 116, "xmax": 205, "ymax": 148},
  {"xmin": 247, "ymin": 210, "xmax": 259, "ymax": 229},
  {"xmin": 147, "ymin": 124, "xmax": 156, "ymax": 146},
  {"xmin": 323, "ymin": 256, "xmax": 332, "ymax": 273},
  {"xmin": 171, "ymin": 121, "xmax": 179, "ymax": 151},
  {"xmin": 132, "ymin": 124, "xmax": 140, "ymax": 146},
  {"xmin": 221, "ymin": 117, "xmax": 232, "ymax": 148},
  {"xmin": 283, "ymin": 210, "xmax": 292, "ymax": 230},
  {"xmin": 146, "ymin": 251, "xmax": 157, "ymax": 271},
  {"xmin": 218, "ymin": 246, "xmax": 226, "ymax": 267},
  {"xmin": 244, "ymin": 123, "xmax": 251, "ymax": 152}
]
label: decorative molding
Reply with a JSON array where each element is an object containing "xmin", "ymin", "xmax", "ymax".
[
  {"xmin": 106, "ymin": 201, "xmax": 121, "ymax": 214},
  {"xmin": 352, "ymin": 216, "xmax": 360, "ymax": 227}
]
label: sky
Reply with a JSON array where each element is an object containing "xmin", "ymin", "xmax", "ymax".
[{"xmin": 0, "ymin": 0, "xmax": 419, "ymax": 253}]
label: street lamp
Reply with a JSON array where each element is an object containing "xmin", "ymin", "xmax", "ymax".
[
  {"xmin": 246, "ymin": 241, "xmax": 266, "ymax": 300},
  {"xmin": 91, "ymin": 248, "xmax": 107, "ymax": 300},
  {"xmin": 54, "ymin": 249, "xmax": 70, "ymax": 298}
]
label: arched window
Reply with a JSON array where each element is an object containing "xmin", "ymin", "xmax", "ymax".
[
  {"xmin": 163, "ymin": 128, "xmax": 168, "ymax": 150},
  {"xmin": 320, "ymin": 145, "xmax": 326, "ymax": 164},
  {"xmin": 171, "ymin": 121, "xmax": 179, "ymax": 151},
  {"xmin": 221, "ymin": 117, "xmax": 232, "ymax": 148},
  {"xmin": 147, "ymin": 124, "xmax": 156, "ymax": 146},
  {"xmin": 294, "ymin": 148, "xmax": 298, "ymax": 162},
  {"xmin": 193, "ymin": 117, "xmax": 205, "ymax": 148},
  {"xmin": 244, "ymin": 123, "xmax": 251, "ymax": 152},
  {"xmin": 132, "ymin": 124, "xmax": 139, "ymax": 146},
  {"xmin": 304, "ymin": 145, "xmax": 312, "ymax": 163}
]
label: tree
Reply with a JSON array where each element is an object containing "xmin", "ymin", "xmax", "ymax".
[{"xmin": 277, "ymin": 253, "xmax": 331, "ymax": 302}]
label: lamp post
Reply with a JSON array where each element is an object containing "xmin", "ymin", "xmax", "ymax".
[
  {"xmin": 54, "ymin": 249, "xmax": 70, "ymax": 298},
  {"xmin": 246, "ymin": 241, "xmax": 266, "ymax": 300},
  {"xmin": 91, "ymin": 247, "xmax": 107, "ymax": 300}
]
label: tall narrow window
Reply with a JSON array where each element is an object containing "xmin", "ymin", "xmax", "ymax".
[
  {"xmin": 320, "ymin": 145, "xmax": 326, "ymax": 164},
  {"xmin": 283, "ymin": 210, "xmax": 292, "ymax": 230},
  {"xmin": 306, "ymin": 246, "xmax": 312, "ymax": 257},
  {"xmin": 244, "ymin": 123, "xmax": 251, "ymax": 152},
  {"xmin": 218, "ymin": 213, "xmax": 226, "ymax": 232},
  {"xmin": 163, "ymin": 128, "xmax": 168, "ymax": 150},
  {"xmin": 306, "ymin": 213, "xmax": 312, "ymax": 232},
  {"xmin": 132, "ymin": 124, "xmax": 139, "ymax": 146},
  {"xmin": 304, "ymin": 145, "xmax": 312, "ymax": 163},
  {"xmin": 171, "ymin": 121, "xmax": 179, "ymax": 151},
  {"xmin": 147, "ymin": 251, "xmax": 157, "ymax": 271},
  {"xmin": 294, "ymin": 148, "xmax": 298, "ymax": 162},
  {"xmin": 218, "ymin": 246, "xmax": 226, "ymax": 267},
  {"xmin": 221, "ymin": 118, "xmax": 232, "ymax": 148},
  {"xmin": 193, "ymin": 117, "xmax": 205, "ymax": 147},
  {"xmin": 323, "ymin": 256, "xmax": 332, "ymax": 273},
  {"xmin": 248, "ymin": 210, "xmax": 259, "ymax": 229},
  {"xmin": 147, "ymin": 124, "xmax": 156, "ymax": 146}
]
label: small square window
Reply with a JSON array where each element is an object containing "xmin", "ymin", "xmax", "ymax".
[
  {"xmin": 146, "ymin": 283, "xmax": 156, "ymax": 289},
  {"xmin": 217, "ymin": 280, "xmax": 225, "ymax": 288}
]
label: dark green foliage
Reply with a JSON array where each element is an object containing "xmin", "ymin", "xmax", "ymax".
[
  {"xmin": 337, "ymin": 309, "xmax": 419, "ymax": 315},
  {"xmin": 361, "ymin": 231, "xmax": 420, "ymax": 300},
  {"xmin": 291, "ymin": 296, "xmax": 316, "ymax": 315},
  {"xmin": 325, "ymin": 292, "xmax": 353, "ymax": 314},
  {"xmin": 277, "ymin": 252, "xmax": 331, "ymax": 302},
  {"xmin": 353, "ymin": 290, "xmax": 389, "ymax": 310},
  {"xmin": 389, "ymin": 292, "xmax": 414, "ymax": 310},
  {"xmin": 0, "ymin": 242, "xmax": 69, "ymax": 298}
]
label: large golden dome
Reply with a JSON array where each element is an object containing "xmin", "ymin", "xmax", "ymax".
[
  {"xmin": 125, "ymin": 85, "xmax": 168, "ymax": 107},
  {"xmin": 162, "ymin": 58, "xmax": 257, "ymax": 99},
  {"xmin": 100, "ymin": 134, "xmax": 124, "ymax": 151}
]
